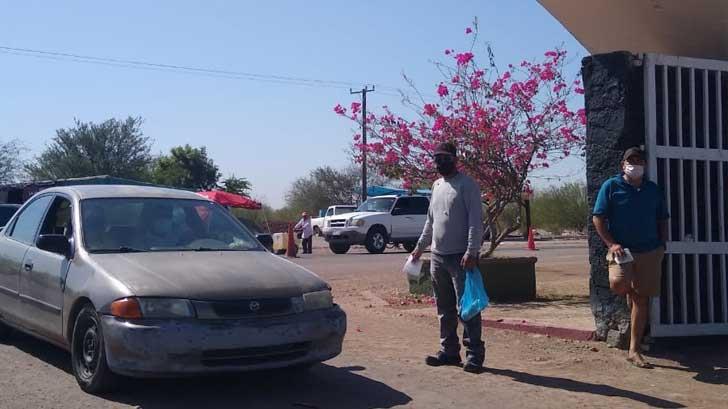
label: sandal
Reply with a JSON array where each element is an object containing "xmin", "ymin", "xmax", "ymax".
[{"xmin": 627, "ymin": 356, "xmax": 653, "ymax": 369}]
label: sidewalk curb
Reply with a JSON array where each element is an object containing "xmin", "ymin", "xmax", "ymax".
[{"xmin": 483, "ymin": 318, "xmax": 596, "ymax": 342}]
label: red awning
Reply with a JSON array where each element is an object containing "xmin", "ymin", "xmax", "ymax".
[{"xmin": 197, "ymin": 190, "xmax": 262, "ymax": 210}]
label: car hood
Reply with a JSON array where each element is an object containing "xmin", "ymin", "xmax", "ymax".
[
  {"xmin": 329, "ymin": 211, "xmax": 386, "ymax": 222},
  {"xmin": 88, "ymin": 251, "xmax": 328, "ymax": 300}
]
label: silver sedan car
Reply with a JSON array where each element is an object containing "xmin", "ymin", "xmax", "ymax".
[{"xmin": 0, "ymin": 186, "xmax": 346, "ymax": 394}]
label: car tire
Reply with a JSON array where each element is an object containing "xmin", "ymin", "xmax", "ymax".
[
  {"xmin": 329, "ymin": 243, "xmax": 350, "ymax": 254},
  {"xmin": 71, "ymin": 305, "xmax": 118, "ymax": 394},
  {"xmin": 365, "ymin": 227, "xmax": 387, "ymax": 254},
  {"xmin": 403, "ymin": 242, "xmax": 417, "ymax": 253}
]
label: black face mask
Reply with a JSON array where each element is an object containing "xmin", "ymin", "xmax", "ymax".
[{"xmin": 434, "ymin": 156, "xmax": 456, "ymax": 176}]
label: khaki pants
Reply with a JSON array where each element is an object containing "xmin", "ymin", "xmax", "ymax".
[{"xmin": 608, "ymin": 247, "xmax": 665, "ymax": 297}]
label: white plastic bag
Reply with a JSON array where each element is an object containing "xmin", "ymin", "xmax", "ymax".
[{"xmin": 403, "ymin": 255, "xmax": 424, "ymax": 282}]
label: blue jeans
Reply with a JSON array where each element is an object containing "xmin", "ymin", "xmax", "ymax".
[{"xmin": 431, "ymin": 253, "xmax": 485, "ymax": 363}]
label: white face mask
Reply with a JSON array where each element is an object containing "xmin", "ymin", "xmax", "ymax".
[{"xmin": 624, "ymin": 164, "xmax": 644, "ymax": 179}]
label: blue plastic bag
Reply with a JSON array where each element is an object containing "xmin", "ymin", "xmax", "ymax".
[{"xmin": 459, "ymin": 267, "xmax": 489, "ymax": 321}]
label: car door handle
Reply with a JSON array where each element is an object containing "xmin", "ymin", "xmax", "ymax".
[{"xmin": 23, "ymin": 262, "xmax": 33, "ymax": 272}]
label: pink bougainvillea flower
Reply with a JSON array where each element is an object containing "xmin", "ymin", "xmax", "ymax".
[
  {"xmin": 575, "ymin": 87, "xmax": 585, "ymax": 95},
  {"xmin": 333, "ymin": 104, "xmax": 346, "ymax": 115},
  {"xmin": 423, "ymin": 103, "xmax": 438, "ymax": 116},
  {"xmin": 455, "ymin": 52, "xmax": 474, "ymax": 66},
  {"xmin": 437, "ymin": 83, "xmax": 449, "ymax": 97},
  {"xmin": 351, "ymin": 102, "xmax": 362, "ymax": 114},
  {"xmin": 465, "ymin": 27, "xmax": 473, "ymax": 34}
]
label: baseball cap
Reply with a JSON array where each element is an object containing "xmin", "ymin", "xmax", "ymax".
[
  {"xmin": 434, "ymin": 142, "xmax": 457, "ymax": 157},
  {"xmin": 623, "ymin": 147, "xmax": 645, "ymax": 161}
]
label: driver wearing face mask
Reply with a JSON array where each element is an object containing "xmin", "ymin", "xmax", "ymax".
[{"xmin": 592, "ymin": 147, "xmax": 669, "ymax": 369}]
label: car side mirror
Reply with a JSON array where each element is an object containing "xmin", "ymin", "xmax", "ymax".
[{"xmin": 37, "ymin": 234, "xmax": 72, "ymax": 258}]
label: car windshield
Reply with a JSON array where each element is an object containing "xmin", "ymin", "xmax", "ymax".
[
  {"xmin": 356, "ymin": 198, "xmax": 396, "ymax": 213},
  {"xmin": 81, "ymin": 198, "xmax": 263, "ymax": 253},
  {"xmin": 335, "ymin": 206, "xmax": 357, "ymax": 215}
]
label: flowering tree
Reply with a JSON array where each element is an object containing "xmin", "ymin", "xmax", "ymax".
[{"xmin": 335, "ymin": 24, "xmax": 585, "ymax": 257}]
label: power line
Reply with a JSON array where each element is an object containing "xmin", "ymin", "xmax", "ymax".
[{"xmin": 0, "ymin": 45, "xmax": 404, "ymax": 96}]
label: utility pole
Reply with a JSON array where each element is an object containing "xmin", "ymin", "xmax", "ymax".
[{"xmin": 350, "ymin": 85, "xmax": 375, "ymax": 203}]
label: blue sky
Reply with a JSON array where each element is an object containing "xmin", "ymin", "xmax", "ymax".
[{"xmin": 0, "ymin": 1, "xmax": 587, "ymax": 208}]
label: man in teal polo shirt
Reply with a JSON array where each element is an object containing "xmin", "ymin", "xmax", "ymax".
[{"xmin": 593, "ymin": 147, "xmax": 669, "ymax": 368}]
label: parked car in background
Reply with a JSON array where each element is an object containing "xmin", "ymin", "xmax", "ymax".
[
  {"xmin": 323, "ymin": 195, "xmax": 429, "ymax": 254},
  {"xmin": 311, "ymin": 205, "xmax": 357, "ymax": 236},
  {"xmin": 0, "ymin": 204, "xmax": 21, "ymax": 232},
  {"xmin": 0, "ymin": 185, "xmax": 346, "ymax": 394}
]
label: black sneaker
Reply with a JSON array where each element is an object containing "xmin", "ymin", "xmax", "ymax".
[
  {"xmin": 463, "ymin": 361, "xmax": 483, "ymax": 374},
  {"xmin": 425, "ymin": 352, "xmax": 462, "ymax": 367}
]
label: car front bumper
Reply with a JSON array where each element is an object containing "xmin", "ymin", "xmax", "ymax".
[
  {"xmin": 323, "ymin": 228, "xmax": 366, "ymax": 245},
  {"xmin": 101, "ymin": 306, "xmax": 346, "ymax": 377}
]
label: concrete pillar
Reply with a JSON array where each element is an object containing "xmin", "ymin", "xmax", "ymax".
[{"xmin": 581, "ymin": 51, "xmax": 645, "ymax": 346}]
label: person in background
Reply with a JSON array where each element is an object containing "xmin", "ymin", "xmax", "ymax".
[
  {"xmin": 295, "ymin": 212, "xmax": 314, "ymax": 254},
  {"xmin": 411, "ymin": 141, "xmax": 485, "ymax": 374},
  {"xmin": 593, "ymin": 146, "xmax": 669, "ymax": 368}
]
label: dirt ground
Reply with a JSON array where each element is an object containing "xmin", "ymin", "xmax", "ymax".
[{"xmin": 0, "ymin": 239, "xmax": 726, "ymax": 408}]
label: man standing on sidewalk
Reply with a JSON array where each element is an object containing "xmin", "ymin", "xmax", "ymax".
[
  {"xmin": 593, "ymin": 147, "xmax": 669, "ymax": 368},
  {"xmin": 411, "ymin": 142, "xmax": 485, "ymax": 373},
  {"xmin": 294, "ymin": 212, "xmax": 314, "ymax": 254}
]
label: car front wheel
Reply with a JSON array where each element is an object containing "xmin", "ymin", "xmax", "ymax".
[
  {"xmin": 365, "ymin": 228, "xmax": 387, "ymax": 254},
  {"xmin": 71, "ymin": 305, "xmax": 118, "ymax": 394},
  {"xmin": 329, "ymin": 243, "xmax": 350, "ymax": 254}
]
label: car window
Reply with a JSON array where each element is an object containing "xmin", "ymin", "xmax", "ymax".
[
  {"xmin": 8, "ymin": 196, "xmax": 53, "ymax": 244},
  {"xmin": 326, "ymin": 208, "xmax": 334, "ymax": 217},
  {"xmin": 410, "ymin": 197, "xmax": 430, "ymax": 215},
  {"xmin": 356, "ymin": 198, "xmax": 396, "ymax": 213},
  {"xmin": 393, "ymin": 198, "xmax": 413, "ymax": 215},
  {"xmin": 39, "ymin": 197, "xmax": 73, "ymax": 237},
  {"xmin": 81, "ymin": 198, "xmax": 263, "ymax": 253},
  {"xmin": 335, "ymin": 206, "xmax": 356, "ymax": 215}
]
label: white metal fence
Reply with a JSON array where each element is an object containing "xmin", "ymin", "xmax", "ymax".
[{"xmin": 644, "ymin": 54, "xmax": 728, "ymax": 337}]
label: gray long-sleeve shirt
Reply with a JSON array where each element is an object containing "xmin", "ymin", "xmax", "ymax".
[{"xmin": 415, "ymin": 172, "xmax": 483, "ymax": 257}]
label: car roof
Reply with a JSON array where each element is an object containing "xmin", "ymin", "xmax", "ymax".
[{"xmin": 37, "ymin": 185, "xmax": 208, "ymax": 201}]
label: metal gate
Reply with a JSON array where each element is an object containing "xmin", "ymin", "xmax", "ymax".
[{"xmin": 644, "ymin": 54, "xmax": 728, "ymax": 337}]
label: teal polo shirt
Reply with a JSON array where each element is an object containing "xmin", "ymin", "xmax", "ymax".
[{"xmin": 593, "ymin": 174, "xmax": 669, "ymax": 253}]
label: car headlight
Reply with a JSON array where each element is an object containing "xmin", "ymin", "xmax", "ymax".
[
  {"xmin": 303, "ymin": 290, "xmax": 333, "ymax": 311},
  {"xmin": 110, "ymin": 297, "xmax": 196, "ymax": 319},
  {"xmin": 346, "ymin": 218, "xmax": 365, "ymax": 227}
]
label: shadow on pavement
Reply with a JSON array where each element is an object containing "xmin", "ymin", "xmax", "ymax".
[
  {"xmin": 106, "ymin": 364, "xmax": 411, "ymax": 409},
  {"xmin": 649, "ymin": 336, "xmax": 728, "ymax": 386},
  {"xmin": 485, "ymin": 367, "xmax": 685, "ymax": 408},
  {"xmin": 5, "ymin": 331, "xmax": 411, "ymax": 409},
  {"xmin": 4, "ymin": 330, "xmax": 73, "ymax": 375}
]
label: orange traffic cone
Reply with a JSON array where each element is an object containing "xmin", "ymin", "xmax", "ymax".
[
  {"xmin": 527, "ymin": 227, "xmax": 537, "ymax": 251},
  {"xmin": 286, "ymin": 223, "xmax": 298, "ymax": 258}
]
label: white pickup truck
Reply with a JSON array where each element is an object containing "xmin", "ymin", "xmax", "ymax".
[
  {"xmin": 322, "ymin": 195, "xmax": 430, "ymax": 254},
  {"xmin": 311, "ymin": 205, "xmax": 357, "ymax": 236}
]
